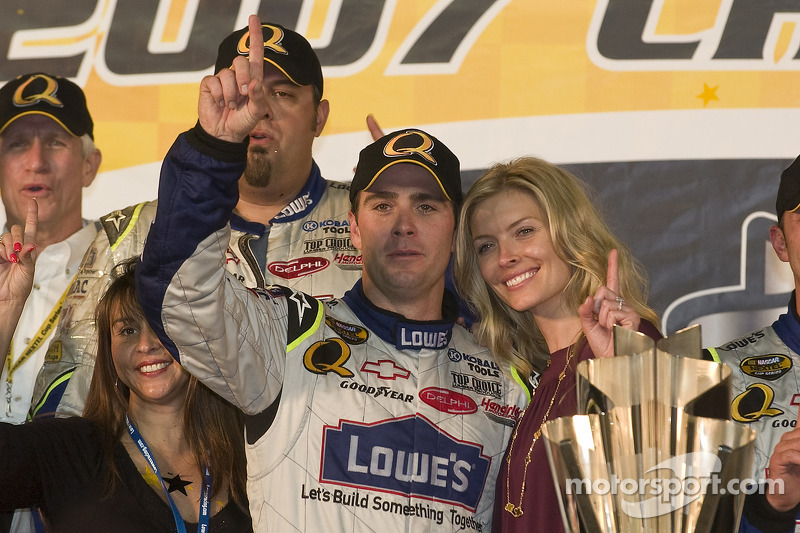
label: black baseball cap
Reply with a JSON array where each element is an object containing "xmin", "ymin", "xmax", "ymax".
[
  {"xmin": 0, "ymin": 72, "xmax": 93, "ymax": 139},
  {"xmin": 777, "ymin": 155, "xmax": 800, "ymax": 219},
  {"xmin": 350, "ymin": 129, "xmax": 462, "ymax": 205},
  {"xmin": 215, "ymin": 22, "xmax": 323, "ymax": 98}
]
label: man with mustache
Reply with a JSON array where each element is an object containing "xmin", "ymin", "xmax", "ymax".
[{"xmin": 30, "ymin": 21, "xmax": 363, "ymax": 421}]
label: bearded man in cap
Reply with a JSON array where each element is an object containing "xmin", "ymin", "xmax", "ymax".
[
  {"xmin": 0, "ymin": 72, "xmax": 101, "ymax": 532},
  {"xmin": 30, "ymin": 19, "xmax": 363, "ymax": 420},
  {"xmin": 135, "ymin": 16, "xmax": 525, "ymax": 532},
  {"xmin": 706, "ymin": 156, "xmax": 800, "ymax": 531}
]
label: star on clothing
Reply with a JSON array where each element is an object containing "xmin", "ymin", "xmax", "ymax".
[
  {"xmin": 105, "ymin": 211, "xmax": 128, "ymax": 232},
  {"xmin": 697, "ymin": 83, "xmax": 719, "ymax": 107},
  {"xmin": 163, "ymin": 474, "xmax": 193, "ymax": 495},
  {"xmin": 290, "ymin": 290, "xmax": 313, "ymax": 321}
]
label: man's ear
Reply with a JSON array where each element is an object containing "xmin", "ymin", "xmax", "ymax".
[
  {"xmin": 770, "ymin": 224, "xmax": 789, "ymax": 263},
  {"xmin": 349, "ymin": 210, "xmax": 362, "ymax": 251},
  {"xmin": 314, "ymin": 99, "xmax": 330, "ymax": 137},
  {"xmin": 82, "ymin": 149, "xmax": 102, "ymax": 187}
]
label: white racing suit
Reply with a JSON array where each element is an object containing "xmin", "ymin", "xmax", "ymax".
[
  {"xmin": 136, "ymin": 126, "xmax": 527, "ymax": 532},
  {"xmin": 707, "ymin": 294, "xmax": 800, "ymax": 533},
  {"xmin": 30, "ymin": 158, "xmax": 361, "ymax": 419}
]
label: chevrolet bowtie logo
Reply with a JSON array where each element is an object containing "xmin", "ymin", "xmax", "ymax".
[{"xmin": 361, "ymin": 360, "xmax": 410, "ymax": 380}]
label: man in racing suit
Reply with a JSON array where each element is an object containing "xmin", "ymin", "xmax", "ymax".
[
  {"xmin": 29, "ymin": 21, "xmax": 362, "ymax": 419},
  {"xmin": 136, "ymin": 18, "xmax": 526, "ymax": 531},
  {"xmin": 707, "ymin": 155, "xmax": 800, "ymax": 532}
]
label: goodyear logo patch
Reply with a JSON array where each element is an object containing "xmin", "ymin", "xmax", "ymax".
[
  {"xmin": 320, "ymin": 415, "xmax": 489, "ymax": 511},
  {"xmin": 326, "ymin": 317, "xmax": 368, "ymax": 345},
  {"xmin": 740, "ymin": 355, "xmax": 792, "ymax": 381},
  {"xmin": 304, "ymin": 338, "xmax": 354, "ymax": 377}
]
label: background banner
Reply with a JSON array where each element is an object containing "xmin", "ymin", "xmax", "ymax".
[{"xmin": 1, "ymin": 0, "xmax": 799, "ymax": 346}]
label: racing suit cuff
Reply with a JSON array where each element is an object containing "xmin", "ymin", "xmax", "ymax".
[
  {"xmin": 187, "ymin": 121, "xmax": 249, "ymax": 162},
  {"xmin": 742, "ymin": 490, "xmax": 800, "ymax": 532}
]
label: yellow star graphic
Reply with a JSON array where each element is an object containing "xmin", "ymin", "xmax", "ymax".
[{"xmin": 698, "ymin": 83, "xmax": 719, "ymax": 107}]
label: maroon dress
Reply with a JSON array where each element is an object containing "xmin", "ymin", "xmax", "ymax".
[{"xmin": 492, "ymin": 320, "xmax": 662, "ymax": 532}]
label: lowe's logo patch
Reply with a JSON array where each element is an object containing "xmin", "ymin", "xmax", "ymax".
[
  {"xmin": 320, "ymin": 415, "xmax": 489, "ymax": 511},
  {"xmin": 395, "ymin": 323, "xmax": 451, "ymax": 350}
]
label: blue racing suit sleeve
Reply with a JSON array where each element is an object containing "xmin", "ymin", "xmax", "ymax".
[
  {"xmin": 136, "ymin": 123, "xmax": 247, "ymax": 360},
  {"xmin": 136, "ymin": 124, "xmax": 305, "ymax": 415}
]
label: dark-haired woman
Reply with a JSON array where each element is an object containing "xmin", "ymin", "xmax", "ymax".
[{"xmin": 0, "ymin": 208, "xmax": 251, "ymax": 532}]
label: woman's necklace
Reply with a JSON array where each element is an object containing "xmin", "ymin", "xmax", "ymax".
[
  {"xmin": 504, "ymin": 343, "xmax": 575, "ymax": 517},
  {"xmin": 125, "ymin": 414, "xmax": 212, "ymax": 533}
]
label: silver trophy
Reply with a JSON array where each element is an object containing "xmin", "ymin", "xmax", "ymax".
[{"xmin": 541, "ymin": 326, "xmax": 756, "ymax": 532}]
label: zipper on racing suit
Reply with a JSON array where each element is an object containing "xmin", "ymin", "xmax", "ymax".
[{"xmin": 238, "ymin": 233, "xmax": 266, "ymax": 289}]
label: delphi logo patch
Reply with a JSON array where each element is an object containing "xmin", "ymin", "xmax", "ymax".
[
  {"xmin": 268, "ymin": 257, "xmax": 329, "ymax": 279},
  {"xmin": 320, "ymin": 415, "xmax": 489, "ymax": 510}
]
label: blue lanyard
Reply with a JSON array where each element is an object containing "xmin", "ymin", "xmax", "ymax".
[{"xmin": 126, "ymin": 414, "xmax": 211, "ymax": 533}]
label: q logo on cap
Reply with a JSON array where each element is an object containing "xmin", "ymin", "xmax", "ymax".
[
  {"xmin": 237, "ymin": 24, "xmax": 288, "ymax": 56},
  {"xmin": 383, "ymin": 131, "xmax": 437, "ymax": 165},
  {"xmin": 13, "ymin": 74, "xmax": 62, "ymax": 108}
]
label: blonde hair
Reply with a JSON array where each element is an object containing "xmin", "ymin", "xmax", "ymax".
[{"xmin": 454, "ymin": 157, "xmax": 659, "ymax": 378}]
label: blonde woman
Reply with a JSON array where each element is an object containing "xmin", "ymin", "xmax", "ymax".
[{"xmin": 454, "ymin": 157, "xmax": 661, "ymax": 532}]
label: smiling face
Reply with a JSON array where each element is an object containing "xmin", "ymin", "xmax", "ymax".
[
  {"xmin": 110, "ymin": 307, "xmax": 190, "ymax": 412},
  {"xmin": 0, "ymin": 115, "xmax": 98, "ymax": 239},
  {"xmin": 470, "ymin": 188, "xmax": 573, "ymax": 320},
  {"xmin": 242, "ymin": 63, "xmax": 328, "ymax": 190},
  {"xmin": 350, "ymin": 163, "xmax": 455, "ymax": 317}
]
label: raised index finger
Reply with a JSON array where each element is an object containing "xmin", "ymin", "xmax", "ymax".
[
  {"xmin": 248, "ymin": 15, "xmax": 264, "ymax": 85},
  {"xmin": 606, "ymin": 248, "xmax": 619, "ymax": 295},
  {"xmin": 367, "ymin": 114, "xmax": 385, "ymax": 141},
  {"xmin": 23, "ymin": 198, "xmax": 38, "ymax": 245}
]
